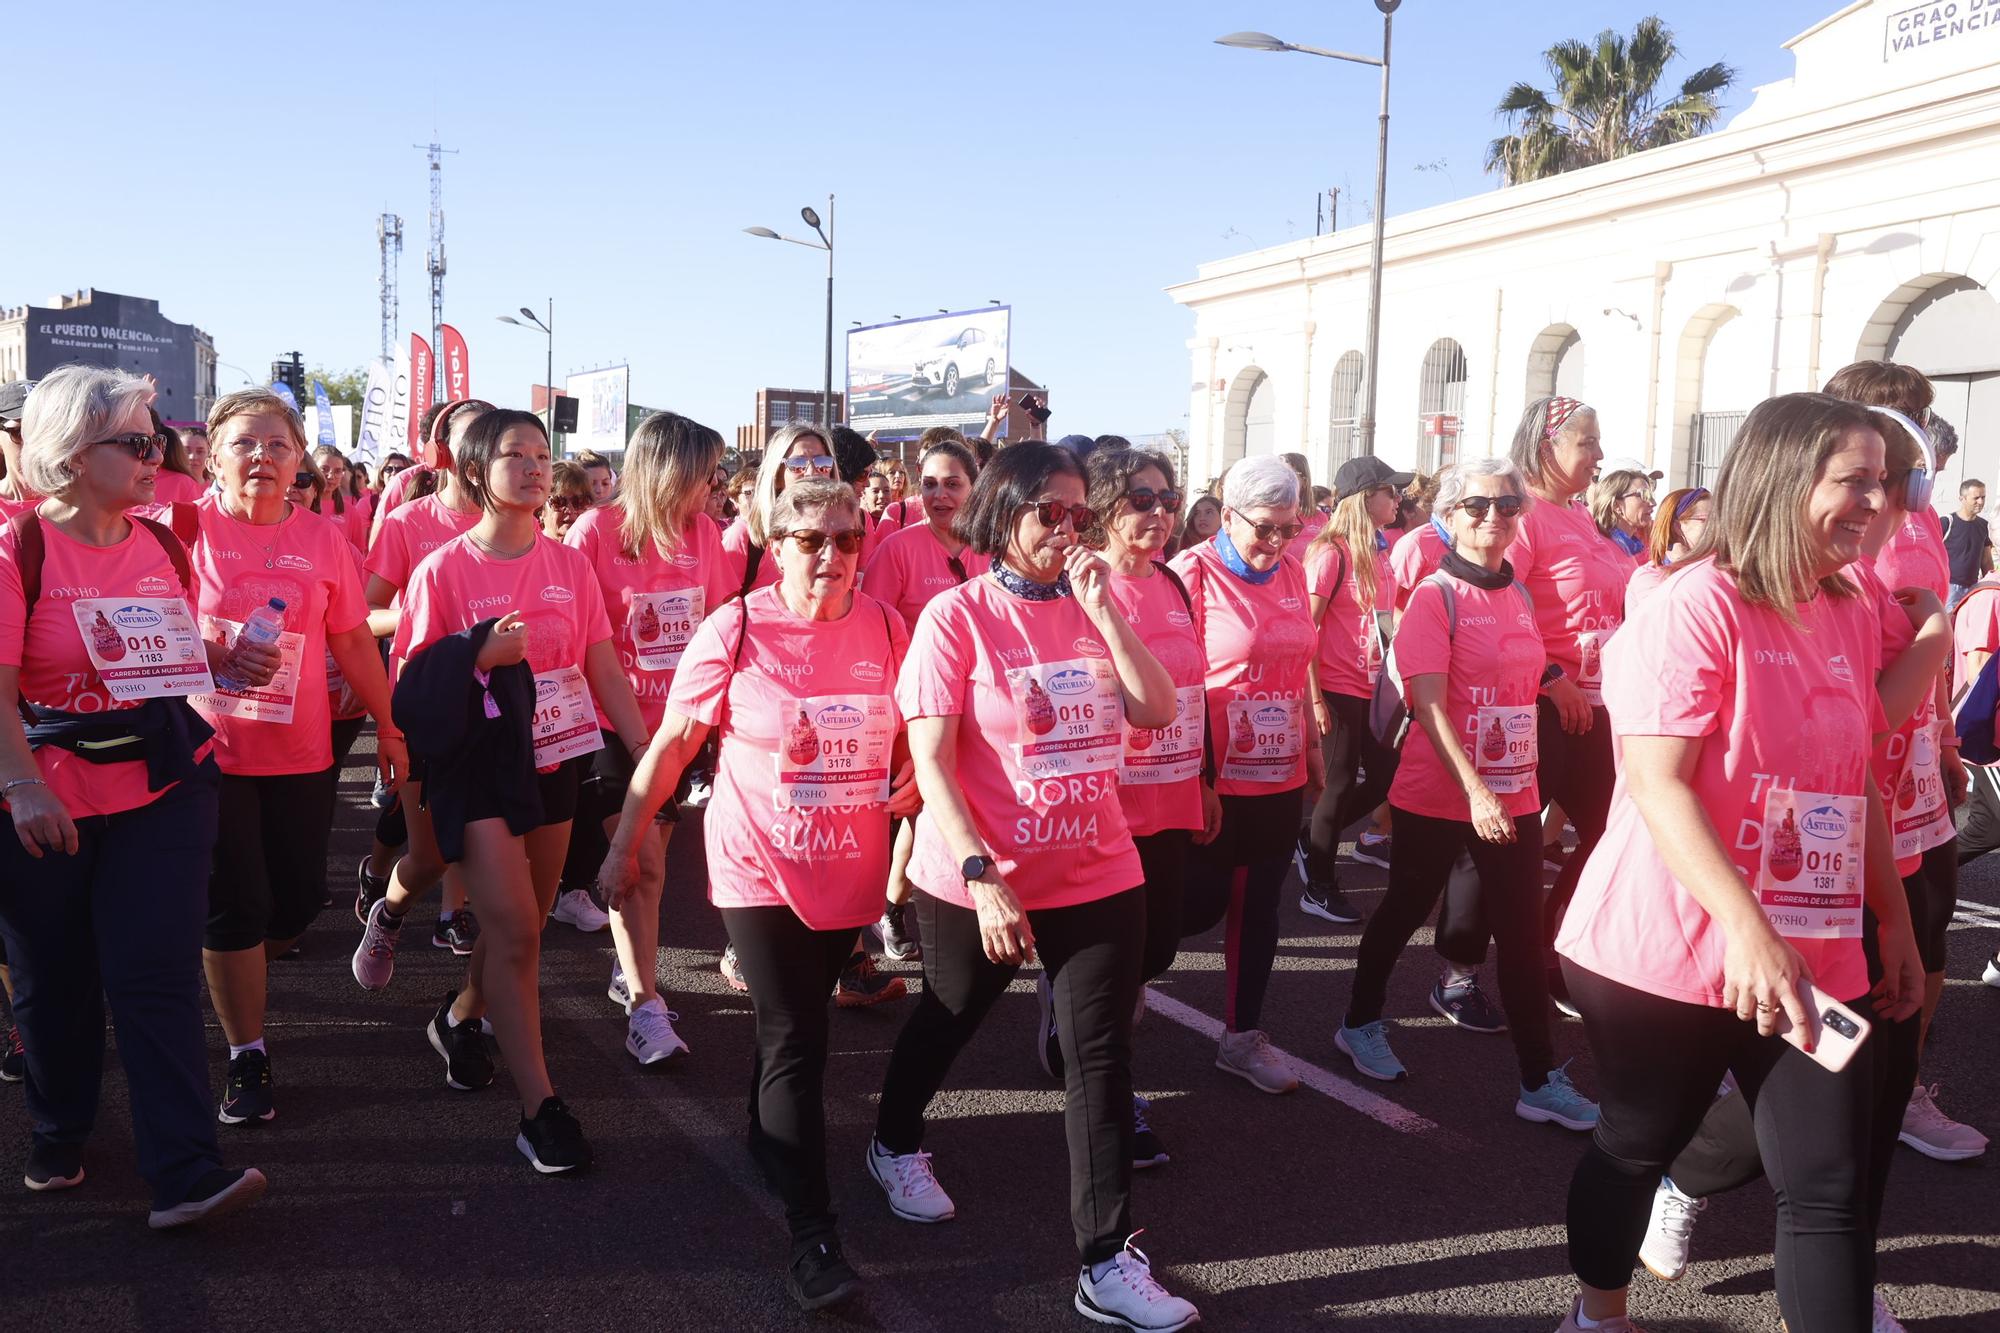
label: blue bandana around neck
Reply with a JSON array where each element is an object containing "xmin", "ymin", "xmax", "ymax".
[
  {"xmin": 1214, "ymin": 529, "xmax": 1279, "ymax": 585},
  {"xmin": 988, "ymin": 555, "xmax": 1071, "ymax": 601},
  {"xmin": 1430, "ymin": 515, "xmax": 1452, "ymax": 546},
  {"xmin": 1610, "ymin": 528, "xmax": 1646, "ymax": 558}
]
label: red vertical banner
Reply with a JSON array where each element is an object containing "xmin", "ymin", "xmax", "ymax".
[
  {"xmin": 408, "ymin": 334, "xmax": 435, "ymax": 451},
  {"xmin": 440, "ymin": 324, "xmax": 470, "ymax": 400}
]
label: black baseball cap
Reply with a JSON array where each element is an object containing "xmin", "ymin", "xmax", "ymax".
[
  {"xmin": 0, "ymin": 380, "xmax": 34, "ymax": 423},
  {"xmin": 1332, "ymin": 455, "xmax": 1414, "ymax": 500}
]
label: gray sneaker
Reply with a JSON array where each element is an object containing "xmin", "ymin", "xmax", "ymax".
[
  {"xmin": 351, "ymin": 898, "xmax": 403, "ymax": 991},
  {"xmin": 1335, "ymin": 1019, "xmax": 1407, "ymax": 1082},
  {"xmin": 1216, "ymin": 1028, "xmax": 1298, "ymax": 1094}
]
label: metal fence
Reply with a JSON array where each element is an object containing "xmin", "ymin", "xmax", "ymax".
[{"xmin": 1691, "ymin": 410, "xmax": 1746, "ymax": 488}]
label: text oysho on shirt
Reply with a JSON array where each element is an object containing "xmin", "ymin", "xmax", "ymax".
[{"xmin": 860, "ymin": 520, "xmax": 970, "ymax": 631}]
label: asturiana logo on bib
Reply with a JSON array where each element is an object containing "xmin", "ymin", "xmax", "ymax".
[
  {"xmin": 1073, "ymin": 636, "xmax": 1107, "ymax": 657},
  {"xmin": 850, "ymin": 660, "xmax": 885, "ymax": 683},
  {"xmin": 540, "ymin": 585, "xmax": 574, "ymax": 604},
  {"xmin": 815, "ymin": 702, "xmax": 866, "ymax": 730},
  {"xmin": 536, "ymin": 677, "xmax": 562, "ymax": 703},
  {"xmin": 1827, "ymin": 654, "xmax": 1854, "ymax": 682},
  {"xmin": 1251, "ymin": 702, "xmax": 1291, "ymax": 730},
  {"xmin": 111, "ymin": 604, "xmax": 164, "ymax": 630},
  {"xmin": 1801, "ymin": 805, "xmax": 1848, "ymax": 840},
  {"xmin": 134, "ymin": 576, "xmax": 171, "ymax": 597},
  {"xmin": 275, "ymin": 554, "xmax": 313, "ymax": 572},
  {"xmin": 1047, "ymin": 667, "xmax": 1096, "ymax": 696}
]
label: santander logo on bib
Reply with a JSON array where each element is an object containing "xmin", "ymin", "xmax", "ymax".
[
  {"xmin": 135, "ymin": 576, "xmax": 172, "ymax": 597},
  {"xmin": 541, "ymin": 585, "xmax": 574, "ymax": 604}
]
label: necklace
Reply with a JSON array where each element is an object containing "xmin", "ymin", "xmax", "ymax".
[
  {"xmin": 469, "ymin": 530, "xmax": 537, "ymax": 561},
  {"xmin": 224, "ymin": 500, "xmax": 288, "ymax": 568}
]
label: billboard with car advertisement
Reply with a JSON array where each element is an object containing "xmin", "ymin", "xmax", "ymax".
[
  {"xmin": 846, "ymin": 307, "xmax": 1009, "ymax": 436},
  {"xmin": 563, "ymin": 365, "xmax": 630, "ymax": 455}
]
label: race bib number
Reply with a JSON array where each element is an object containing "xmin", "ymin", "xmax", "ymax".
[
  {"xmin": 1121, "ymin": 684, "xmax": 1204, "ymax": 786},
  {"xmin": 194, "ymin": 616, "xmax": 304, "ymax": 725},
  {"xmin": 1222, "ymin": 696, "xmax": 1303, "ymax": 784},
  {"xmin": 1006, "ymin": 656, "xmax": 1122, "ymax": 779},
  {"xmin": 1472, "ymin": 704, "xmax": 1538, "ymax": 795},
  {"xmin": 1576, "ymin": 626, "xmax": 1618, "ymax": 706},
  {"xmin": 774, "ymin": 693, "xmax": 895, "ymax": 808},
  {"xmin": 1892, "ymin": 722, "xmax": 1949, "ymax": 861},
  {"xmin": 630, "ymin": 588, "xmax": 704, "ymax": 671},
  {"xmin": 71, "ymin": 597, "xmax": 213, "ymax": 700},
  {"xmin": 1758, "ymin": 789, "xmax": 1863, "ymax": 941},
  {"xmin": 531, "ymin": 665, "xmax": 606, "ymax": 769}
]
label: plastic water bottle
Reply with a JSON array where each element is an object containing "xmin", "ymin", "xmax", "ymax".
[{"xmin": 215, "ymin": 597, "xmax": 288, "ymax": 691}]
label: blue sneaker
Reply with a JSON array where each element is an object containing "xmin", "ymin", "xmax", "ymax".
[
  {"xmin": 1334, "ymin": 1020, "xmax": 1406, "ymax": 1082},
  {"xmin": 1516, "ymin": 1061, "xmax": 1599, "ymax": 1131}
]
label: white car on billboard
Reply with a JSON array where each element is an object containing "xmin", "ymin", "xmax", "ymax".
[{"xmin": 911, "ymin": 326, "xmax": 1000, "ymax": 398}]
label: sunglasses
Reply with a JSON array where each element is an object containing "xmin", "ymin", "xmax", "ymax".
[
  {"xmin": 1230, "ymin": 509, "xmax": 1303, "ymax": 543},
  {"xmin": 93, "ymin": 432, "xmax": 168, "ymax": 461},
  {"xmin": 1456, "ymin": 495, "xmax": 1525, "ymax": 520},
  {"xmin": 1023, "ymin": 499, "xmax": 1098, "ymax": 530},
  {"xmin": 551, "ymin": 496, "xmax": 590, "ymax": 515},
  {"xmin": 1123, "ymin": 487, "xmax": 1183, "ymax": 514},
  {"xmin": 292, "ymin": 471, "xmax": 315, "ymax": 489},
  {"xmin": 782, "ymin": 455, "xmax": 837, "ymax": 475},
  {"xmin": 784, "ymin": 528, "xmax": 865, "ymax": 556}
]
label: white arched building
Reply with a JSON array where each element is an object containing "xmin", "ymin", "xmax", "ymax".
[{"xmin": 1169, "ymin": 0, "xmax": 2000, "ymax": 503}]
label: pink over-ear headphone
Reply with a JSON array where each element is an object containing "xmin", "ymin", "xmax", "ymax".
[{"xmin": 1865, "ymin": 405, "xmax": 1935, "ymax": 511}]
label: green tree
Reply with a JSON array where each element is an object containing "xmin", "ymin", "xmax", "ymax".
[
  {"xmin": 306, "ymin": 365, "xmax": 369, "ymax": 411},
  {"xmin": 1484, "ymin": 16, "xmax": 1735, "ymax": 186}
]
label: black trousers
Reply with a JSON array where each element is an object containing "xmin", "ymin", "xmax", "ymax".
[
  {"xmin": 1182, "ymin": 787, "xmax": 1303, "ymax": 1033},
  {"xmin": 721, "ymin": 906, "xmax": 858, "ymax": 1254},
  {"xmin": 331, "ymin": 715, "xmax": 367, "ymax": 772},
  {"xmin": 1537, "ymin": 700, "xmax": 1614, "ymax": 948},
  {"xmin": 1302, "ymin": 692, "xmax": 1397, "ymax": 884},
  {"xmin": 1346, "ymin": 808, "xmax": 1555, "ymax": 1087},
  {"xmin": 1562, "ymin": 961, "xmax": 1903, "ymax": 1333},
  {"xmin": 875, "ymin": 886, "xmax": 1145, "ymax": 1266},
  {"xmin": 0, "ymin": 763, "xmax": 223, "ymax": 1209},
  {"xmin": 1134, "ymin": 829, "xmax": 1189, "ymax": 983},
  {"xmin": 1433, "ymin": 851, "xmax": 1488, "ymax": 968},
  {"xmin": 206, "ymin": 766, "xmax": 338, "ymax": 950}
]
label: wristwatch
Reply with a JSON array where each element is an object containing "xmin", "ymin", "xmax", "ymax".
[
  {"xmin": 961, "ymin": 854, "xmax": 994, "ymax": 882},
  {"xmin": 1539, "ymin": 662, "xmax": 1567, "ymax": 690}
]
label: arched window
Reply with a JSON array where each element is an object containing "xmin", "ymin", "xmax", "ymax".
[
  {"xmin": 1417, "ymin": 339, "xmax": 1468, "ymax": 471},
  {"xmin": 1327, "ymin": 351, "xmax": 1364, "ymax": 472},
  {"xmin": 1880, "ymin": 277, "xmax": 2000, "ymax": 501},
  {"xmin": 1221, "ymin": 367, "xmax": 1271, "ymax": 468}
]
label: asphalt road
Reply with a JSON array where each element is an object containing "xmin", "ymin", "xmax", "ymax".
[{"xmin": 3, "ymin": 734, "xmax": 1995, "ymax": 1332}]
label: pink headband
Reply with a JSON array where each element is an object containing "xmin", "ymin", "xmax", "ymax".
[{"xmin": 1543, "ymin": 397, "xmax": 1588, "ymax": 443}]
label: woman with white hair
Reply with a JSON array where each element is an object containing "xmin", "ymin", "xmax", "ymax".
[
  {"xmin": 0, "ymin": 365, "xmax": 270, "ymax": 1227},
  {"xmin": 1170, "ymin": 453, "xmax": 1322, "ymax": 1095}
]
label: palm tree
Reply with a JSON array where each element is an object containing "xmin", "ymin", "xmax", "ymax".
[{"xmin": 1485, "ymin": 16, "xmax": 1736, "ymax": 186}]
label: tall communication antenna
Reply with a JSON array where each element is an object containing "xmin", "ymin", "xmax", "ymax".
[
  {"xmin": 415, "ymin": 140, "xmax": 457, "ymax": 398},
  {"xmin": 376, "ymin": 213, "xmax": 403, "ymax": 361}
]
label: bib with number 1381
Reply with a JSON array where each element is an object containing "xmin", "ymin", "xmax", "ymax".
[{"xmin": 1758, "ymin": 788, "xmax": 1863, "ymax": 940}]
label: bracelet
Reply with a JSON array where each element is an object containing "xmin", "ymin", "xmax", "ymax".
[{"xmin": 1, "ymin": 777, "xmax": 47, "ymax": 797}]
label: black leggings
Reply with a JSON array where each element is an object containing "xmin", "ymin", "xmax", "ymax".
[
  {"xmin": 721, "ymin": 906, "xmax": 858, "ymax": 1254},
  {"xmin": 1537, "ymin": 700, "xmax": 1614, "ymax": 949},
  {"xmin": 1433, "ymin": 851, "xmax": 1488, "ymax": 969},
  {"xmin": 1904, "ymin": 838, "xmax": 1957, "ymax": 974},
  {"xmin": 1302, "ymin": 693, "xmax": 1397, "ymax": 884},
  {"xmin": 1134, "ymin": 829, "xmax": 1188, "ymax": 983},
  {"xmin": 1346, "ymin": 808, "xmax": 1554, "ymax": 1087},
  {"xmin": 206, "ymin": 767, "xmax": 338, "ymax": 951},
  {"xmin": 1562, "ymin": 962, "xmax": 1902, "ymax": 1333},
  {"xmin": 875, "ymin": 886, "xmax": 1145, "ymax": 1266},
  {"xmin": 1182, "ymin": 787, "xmax": 1303, "ymax": 1033}
]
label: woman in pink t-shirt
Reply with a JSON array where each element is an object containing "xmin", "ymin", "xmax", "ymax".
[
  {"xmin": 565, "ymin": 410, "xmax": 735, "ymax": 1066},
  {"xmin": 1551, "ymin": 394, "xmax": 1928, "ymax": 1333},
  {"xmin": 601, "ymin": 477, "xmax": 916, "ymax": 1309},
  {"xmin": 191, "ymin": 390, "xmax": 403, "ymax": 1128},
  {"xmin": 1625, "ymin": 486, "xmax": 1711, "ymax": 613},
  {"xmin": 1170, "ymin": 454, "xmax": 1323, "ymax": 1096},
  {"xmin": 871, "ymin": 443, "xmax": 1199, "ymax": 1331},
  {"xmin": 1298, "ymin": 456, "xmax": 1409, "ymax": 922},
  {"xmin": 0, "ymin": 365, "xmax": 270, "ymax": 1226},
  {"xmin": 352, "ymin": 410, "xmax": 649, "ymax": 1176},
  {"xmin": 723, "ymin": 424, "xmax": 835, "ymax": 599},
  {"xmin": 1332, "ymin": 459, "xmax": 1596, "ymax": 1131}
]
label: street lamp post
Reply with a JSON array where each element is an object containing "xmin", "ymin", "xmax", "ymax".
[
  {"xmin": 745, "ymin": 194, "xmax": 836, "ymax": 428},
  {"xmin": 498, "ymin": 301, "xmax": 555, "ymax": 448},
  {"xmin": 1218, "ymin": 0, "xmax": 1398, "ymax": 458}
]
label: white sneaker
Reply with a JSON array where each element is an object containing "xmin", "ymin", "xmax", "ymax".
[
  {"xmin": 1983, "ymin": 953, "xmax": 2000, "ymax": 989},
  {"xmin": 1215, "ymin": 1028, "xmax": 1297, "ymax": 1094},
  {"xmin": 1871, "ymin": 1290, "xmax": 1906, "ymax": 1333},
  {"xmin": 351, "ymin": 899, "xmax": 403, "ymax": 991},
  {"xmin": 625, "ymin": 999, "xmax": 689, "ymax": 1066},
  {"xmin": 866, "ymin": 1138, "xmax": 955, "ymax": 1223},
  {"xmin": 607, "ymin": 962, "xmax": 633, "ymax": 1015},
  {"xmin": 1554, "ymin": 1296, "xmax": 1648, "ymax": 1332},
  {"xmin": 1075, "ymin": 1234, "xmax": 1200, "ymax": 1332},
  {"xmin": 1899, "ymin": 1083, "xmax": 1989, "ymax": 1161},
  {"xmin": 1637, "ymin": 1177, "xmax": 1705, "ymax": 1281},
  {"xmin": 551, "ymin": 887, "xmax": 610, "ymax": 933}
]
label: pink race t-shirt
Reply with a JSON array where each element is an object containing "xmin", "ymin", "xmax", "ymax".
[
  {"xmin": 0, "ymin": 489, "xmax": 43, "ymax": 523},
  {"xmin": 565, "ymin": 506, "xmax": 735, "ymax": 731},
  {"xmin": 1850, "ymin": 563, "xmax": 1949, "ymax": 874},
  {"xmin": 1389, "ymin": 523, "xmax": 1448, "ymax": 611},
  {"xmin": 1870, "ymin": 513, "xmax": 1955, "ymax": 856},
  {"xmin": 364, "ymin": 494, "xmax": 479, "ymax": 594},
  {"xmin": 1389, "ymin": 572, "xmax": 1545, "ymax": 822},
  {"xmin": 1305, "ymin": 538, "xmax": 1394, "ymax": 700},
  {"xmin": 0, "ymin": 516, "xmax": 212, "ymax": 817},
  {"xmin": 328, "ymin": 543, "xmax": 369, "ymax": 721},
  {"xmin": 1507, "ymin": 498, "xmax": 1631, "ymax": 703},
  {"xmin": 396, "ymin": 533, "xmax": 613, "ymax": 676},
  {"xmin": 1106, "ymin": 565, "xmax": 1205, "ymax": 837},
  {"xmin": 1170, "ymin": 540, "xmax": 1317, "ymax": 798},
  {"xmin": 375, "ymin": 464, "xmax": 429, "ymax": 522},
  {"xmin": 1625, "ymin": 561, "xmax": 1670, "ymax": 612},
  {"xmin": 1873, "ymin": 510, "xmax": 1950, "ymax": 603},
  {"xmin": 1286, "ymin": 511, "xmax": 1329, "ymax": 562},
  {"xmin": 898, "ymin": 578, "xmax": 1143, "ymax": 912},
  {"xmin": 151, "ymin": 470, "xmax": 207, "ymax": 506},
  {"xmin": 1555, "ymin": 560, "xmax": 1887, "ymax": 1006},
  {"xmin": 721, "ymin": 515, "xmax": 780, "ymax": 596},
  {"xmin": 189, "ymin": 498, "xmax": 368, "ymax": 776},
  {"xmin": 1953, "ymin": 583, "xmax": 2000, "ymax": 689},
  {"xmin": 861, "ymin": 521, "xmax": 971, "ymax": 631},
  {"xmin": 669, "ymin": 587, "xmax": 908, "ymax": 930}
]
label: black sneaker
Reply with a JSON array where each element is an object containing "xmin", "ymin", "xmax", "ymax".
[
  {"xmin": 1, "ymin": 1024, "xmax": 24, "ymax": 1083},
  {"xmin": 786, "ymin": 1238, "xmax": 862, "ymax": 1311},
  {"xmin": 426, "ymin": 995, "xmax": 495, "ymax": 1092},
  {"xmin": 1430, "ymin": 976, "xmax": 1507, "ymax": 1034},
  {"xmin": 1351, "ymin": 833, "xmax": 1392, "ymax": 870},
  {"xmin": 1299, "ymin": 882, "xmax": 1363, "ymax": 924},
  {"xmin": 217, "ymin": 1049, "xmax": 276, "ymax": 1124},
  {"xmin": 1132, "ymin": 1094, "xmax": 1170, "ymax": 1170},
  {"xmin": 833, "ymin": 952, "xmax": 907, "ymax": 1008},
  {"xmin": 23, "ymin": 1141, "xmax": 84, "ymax": 1192},
  {"xmin": 432, "ymin": 909, "xmax": 479, "ymax": 955},
  {"xmin": 354, "ymin": 855, "xmax": 389, "ymax": 924},
  {"xmin": 874, "ymin": 902, "xmax": 921, "ymax": 962},
  {"xmin": 516, "ymin": 1096, "xmax": 592, "ymax": 1174},
  {"xmin": 147, "ymin": 1165, "xmax": 266, "ymax": 1229}
]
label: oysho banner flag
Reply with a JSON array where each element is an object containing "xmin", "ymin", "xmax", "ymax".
[
  {"xmin": 311, "ymin": 380, "xmax": 337, "ymax": 449},
  {"xmin": 441, "ymin": 324, "xmax": 470, "ymax": 400},
  {"xmin": 355, "ymin": 357, "xmax": 395, "ymax": 465},
  {"xmin": 409, "ymin": 333, "xmax": 435, "ymax": 452}
]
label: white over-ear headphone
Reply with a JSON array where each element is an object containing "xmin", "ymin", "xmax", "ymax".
[{"xmin": 1866, "ymin": 405, "xmax": 1935, "ymax": 511}]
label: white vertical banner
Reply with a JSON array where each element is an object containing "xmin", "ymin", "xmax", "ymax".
[{"xmin": 353, "ymin": 356, "xmax": 396, "ymax": 465}]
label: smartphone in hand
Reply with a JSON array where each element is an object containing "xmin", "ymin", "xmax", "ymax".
[{"xmin": 1774, "ymin": 979, "xmax": 1872, "ymax": 1073}]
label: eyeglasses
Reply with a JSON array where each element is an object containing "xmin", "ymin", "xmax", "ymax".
[
  {"xmin": 1456, "ymin": 495, "xmax": 1525, "ymax": 521},
  {"xmin": 1022, "ymin": 499, "xmax": 1098, "ymax": 530},
  {"xmin": 220, "ymin": 437, "xmax": 299, "ymax": 459},
  {"xmin": 1230, "ymin": 509, "xmax": 1303, "ymax": 543},
  {"xmin": 1619, "ymin": 490, "xmax": 1653, "ymax": 504},
  {"xmin": 551, "ymin": 496, "xmax": 590, "ymax": 515},
  {"xmin": 782, "ymin": 455, "xmax": 837, "ymax": 475},
  {"xmin": 92, "ymin": 432, "xmax": 168, "ymax": 461},
  {"xmin": 1122, "ymin": 487, "xmax": 1183, "ymax": 514},
  {"xmin": 783, "ymin": 528, "xmax": 865, "ymax": 555}
]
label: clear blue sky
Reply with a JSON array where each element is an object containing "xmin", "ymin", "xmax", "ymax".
[{"xmin": 5, "ymin": 0, "xmax": 1836, "ymax": 442}]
